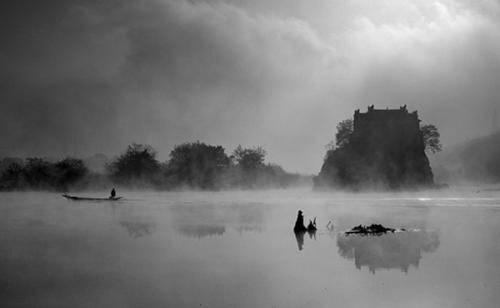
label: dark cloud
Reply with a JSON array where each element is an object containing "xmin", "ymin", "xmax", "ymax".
[{"xmin": 1, "ymin": 0, "xmax": 499, "ymax": 172}]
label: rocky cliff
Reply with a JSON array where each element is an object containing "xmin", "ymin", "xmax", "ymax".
[{"xmin": 314, "ymin": 106, "xmax": 434, "ymax": 190}]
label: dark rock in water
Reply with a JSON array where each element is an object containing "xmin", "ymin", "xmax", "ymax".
[
  {"xmin": 314, "ymin": 106, "xmax": 434, "ymax": 190},
  {"xmin": 345, "ymin": 224, "xmax": 396, "ymax": 235},
  {"xmin": 293, "ymin": 210, "xmax": 307, "ymax": 233}
]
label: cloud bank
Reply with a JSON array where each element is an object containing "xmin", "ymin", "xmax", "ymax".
[{"xmin": 1, "ymin": 0, "xmax": 499, "ymax": 173}]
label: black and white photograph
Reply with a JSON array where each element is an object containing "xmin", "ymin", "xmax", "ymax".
[{"xmin": 1, "ymin": 0, "xmax": 500, "ymax": 307}]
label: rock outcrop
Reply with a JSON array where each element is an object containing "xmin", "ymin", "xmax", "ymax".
[{"xmin": 314, "ymin": 106, "xmax": 434, "ymax": 190}]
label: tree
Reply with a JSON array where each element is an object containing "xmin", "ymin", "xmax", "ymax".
[
  {"xmin": 421, "ymin": 124, "xmax": 442, "ymax": 154},
  {"xmin": 23, "ymin": 158, "xmax": 55, "ymax": 188},
  {"xmin": 0, "ymin": 157, "xmax": 88, "ymax": 191},
  {"xmin": 335, "ymin": 119, "xmax": 353, "ymax": 148},
  {"xmin": 230, "ymin": 145, "xmax": 267, "ymax": 188},
  {"xmin": 325, "ymin": 140, "xmax": 336, "ymax": 151},
  {"xmin": 54, "ymin": 158, "xmax": 88, "ymax": 190},
  {"xmin": 231, "ymin": 145, "xmax": 266, "ymax": 171},
  {"xmin": 108, "ymin": 144, "xmax": 161, "ymax": 184},
  {"xmin": 164, "ymin": 142, "xmax": 230, "ymax": 189},
  {"xmin": 0, "ymin": 162, "xmax": 25, "ymax": 190}
]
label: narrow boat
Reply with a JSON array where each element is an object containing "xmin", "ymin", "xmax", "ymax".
[{"xmin": 62, "ymin": 194, "xmax": 123, "ymax": 201}]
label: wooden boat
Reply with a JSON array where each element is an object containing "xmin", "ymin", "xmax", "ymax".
[{"xmin": 62, "ymin": 194, "xmax": 123, "ymax": 201}]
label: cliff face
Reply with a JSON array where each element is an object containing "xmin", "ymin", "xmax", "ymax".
[{"xmin": 315, "ymin": 106, "xmax": 434, "ymax": 190}]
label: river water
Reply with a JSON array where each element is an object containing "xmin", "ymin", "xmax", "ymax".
[{"xmin": 1, "ymin": 189, "xmax": 499, "ymax": 307}]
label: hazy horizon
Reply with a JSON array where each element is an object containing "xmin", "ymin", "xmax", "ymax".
[{"xmin": 2, "ymin": 0, "xmax": 500, "ymax": 173}]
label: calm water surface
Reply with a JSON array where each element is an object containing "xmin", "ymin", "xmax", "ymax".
[{"xmin": 1, "ymin": 189, "xmax": 500, "ymax": 307}]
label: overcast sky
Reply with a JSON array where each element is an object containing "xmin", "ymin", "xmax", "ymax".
[{"xmin": 1, "ymin": 0, "xmax": 500, "ymax": 173}]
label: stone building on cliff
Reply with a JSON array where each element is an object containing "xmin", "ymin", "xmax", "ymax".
[{"xmin": 314, "ymin": 105, "xmax": 434, "ymax": 189}]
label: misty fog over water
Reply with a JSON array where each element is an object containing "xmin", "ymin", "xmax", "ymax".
[
  {"xmin": 2, "ymin": 1, "xmax": 500, "ymax": 307},
  {"xmin": 1, "ymin": 189, "xmax": 500, "ymax": 307}
]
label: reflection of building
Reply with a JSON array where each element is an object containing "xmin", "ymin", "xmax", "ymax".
[
  {"xmin": 337, "ymin": 230, "xmax": 439, "ymax": 274},
  {"xmin": 177, "ymin": 225, "xmax": 225, "ymax": 238},
  {"xmin": 119, "ymin": 221, "xmax": 155, "ymax": 239}
]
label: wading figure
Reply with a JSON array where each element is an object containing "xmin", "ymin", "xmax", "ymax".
[
  {"xmin": 293, "ymin": 210, "xmax": 307, "ymax": 233},
  {"xmin": 307, "ymin": 217, "xmax": 317, "ymax": 232},
  {"xmin": 110, "ymin": 188, "xmax": 116, "ymax": 199}
]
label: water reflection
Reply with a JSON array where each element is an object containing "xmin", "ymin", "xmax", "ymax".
[
  {"xmin": 235, "ymin": 225, "xmax": 262, "ymax": 234},
  {"xmin": 295, "ymin": 231, "xmax": 305, "ymax": 250},
  {"xmin": 119, "ymin": 221, "xmax": 155, "ymax": 239},
  {"xmin": 177, "ymin": 225, "xmax": 226, "ymax": 238},
  {"xmin": 337, "ymin": 230, "xmax": 440, "ymax": 273},
  {"xmin": 170, "ymin": 201, "xmax": 266, "ymax": 239},
  {"xmin": 294, "ymin": 230, "xmax": 316, "ymax": 251}
]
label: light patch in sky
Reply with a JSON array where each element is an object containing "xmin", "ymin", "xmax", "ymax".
[{"xmin": 1, "ymin": 0, "xmax": 499, "ymax": 173}]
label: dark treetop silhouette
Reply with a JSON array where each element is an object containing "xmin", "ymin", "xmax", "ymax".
[
  {"xmin": 0, "ymin": 142, "xmax": 306, "ymax": 191},
  {"xmin": 0, "ymin": 157, "xmax": 88, "ymax": 191}
]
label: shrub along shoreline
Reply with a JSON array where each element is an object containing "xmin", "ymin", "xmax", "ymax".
[{"xmin": 0, "ymin": 142, "xmax": 309, "ymax": 191}]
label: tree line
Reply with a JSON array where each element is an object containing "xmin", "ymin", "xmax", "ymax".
[{"xmin": 0, "ymin": 142, "xmax": 306, "ymax": 191}]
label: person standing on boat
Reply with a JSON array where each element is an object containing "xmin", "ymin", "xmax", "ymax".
[{"xmin": 110, "ymin": 188, "xmax": 116, "ymax": 199}]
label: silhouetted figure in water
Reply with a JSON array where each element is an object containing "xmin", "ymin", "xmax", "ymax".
[
  {"xmin": 294, "ymin": 210, "xmax": 307, "ymax": 233},
  {"xmin": 295, "ymin": 230, "xmax": 305, "ymax": 250},
  {"xmin": 294, "ymin": 212, "xmax": 317, "ymax": 250},
  {"xmin": 307, "ymin": 217, "xmax": 317, "ymax": 232},
  {"xmin": 110, "ymin": 188, "xmax": 116, "ymax": 199},
  {"xmin": 306, "ymin": 217, "xmax": 317, "ymax": 240}
]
